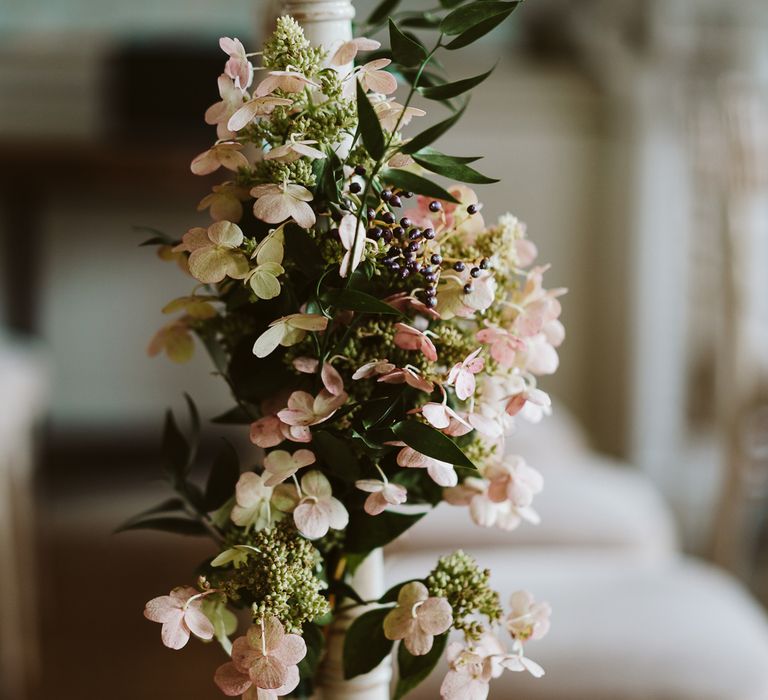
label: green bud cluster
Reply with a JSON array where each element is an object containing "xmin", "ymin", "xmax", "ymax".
[
  {"xmin": 213, "ymin": 521, "xmax": 330, "ymax": 633},
  {"xmin": 263, "ymin": 15, "xmax": 324, "ymax": 75},
  {"xmin": 252, "ymin": 158, "xmax": 317, "ymax": 189},
  {"xmin": 427, "ymin": 550, "xmax": 502, "ymax": 641}
]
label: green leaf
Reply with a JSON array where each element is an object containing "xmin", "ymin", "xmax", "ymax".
[
  {"xmin": 162, "ymin": 409, "xmax": 190, "ymax": 484},
  {"xmin": 322, "ymin": 288, "xmax": 401, "ymax": 316},
  {"xmin": 357, "ymin": 81, "xmax": 386, "ymax": 161},
  {"xmin": 412, "ymin": 151, "xmax": 498, "ymax": 184},
  {"xmin": 211, "ymin": 405, "xmax": 253, "ymax": 425},
  {"xmin": 204, "ymin": 441, "xmax": 241, "ymax": 511},
  {"xmin": 392, "ymin": 420, "xmax": 475, "ymax": 469},
  {"xmin": 368, "ymin": 0, "xmax": 401, "ymax": 25},
  {"xmin": 417, "ymin": 65, "xmax": 495, "ymax": 100},
  {"xmin": 394, "ymin": 632, "xmax": 449, "ymax": 699},
  {"xmin": 440, "ymin": 1, "xmax": 518, "ymax": 34},
  {"xmin": 379, "ymin": 169, "xmax": 460, "ymax": 203},
  {"xmin": 114, "ymin": 497, "xmax": 185, "ymax": 533},
  {"xmin": 400, "ymin": 104, "xmax": 468, "ymax": 154},
  {"xmin": 399, "ymin": 13, "xmax": 443, "ymax": 29},
  {"xmin": 116, "ymin": 516, "xmax": 208, "ymax": 536},
  {"xmin": 360, "ymin": 391, "xmax": 405, "ymax": 429},
  {"xmin": 443, "ymin": 2, "xmax": 520, "ymax": 49},
  {"xmin": 389, "ymin": 19, "xmax": 427, "ymax": 66},
  {"xmin": 331, "ymin": 581, "xmax": 367, "ymax": 606},
  {"xmin": 183, "ymin": 393, "xmax": 201, "ymax": 464},
  {"xmin": 343, "ymin": 607, "xmax": 393, "ymax": 679},
  {"xmin": 440, "ymin": 0, "xmax": 470, "ymax": 7},
  {"xmin": 347, "ymin": 510, "xmax": 426, "ymax": 553},
  {"xmin": 284, "ymin": 223, "xmax": 325, "ymax": 280},
  {"xmin": 313, "ymin": 431, "xmax": 361, "ymax": 482},
  {"xmin": 299, "ymin": 622, "xmax": 325, "ymax": 677}
]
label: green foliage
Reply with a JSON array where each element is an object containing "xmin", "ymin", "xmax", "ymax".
[
  {"xmin": 394, "ymin": 632, "xmax": 449, "ymax": 699},
  {"xmin": 389, "ymin": 19, "xmax": 427, "ymax": 66},
  {"xmin": 412, "ymin": 150, "xmax": 499, "ymax": 184},
  {"xmin": 417, "ymin": 65, "xmax": 496, "ymax": 100},
  {"xmin": 343, "ymin": 607, "xmax": 393, "ymax": 679},
  {"xmin": 393, "ymin": 420, "xmax": 475, "ymax": 469},
  {"xmin": 346, "ymin": 510, "xmax": 426, "ymax": 553},
  {"xmin": 379, "ymin": 169, "xmax": 460, "ymax": 203},
  {"xmin": 204, "ymin": 442, "xmax": 241, "ymax": 511},
  {"xmin": 356, "ymin": 81, "xmax": 386, "ymax": 161}
]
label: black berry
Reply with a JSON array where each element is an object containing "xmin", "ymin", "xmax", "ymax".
[
  {"xmin": 470, "ymin": 267, "xmax": 481, "ymax": 278},
  {"xmin": 453, "ymin": 261, "xmax": 465, "ymax": 272}
]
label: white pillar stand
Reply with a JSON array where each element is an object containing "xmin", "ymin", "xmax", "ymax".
[
  {"xmin": 275, "ymin": 6, "xmax": 392, "ymax": 699},
  {"xmin": 316, "ymin": 549, "xmax": 391, "ymax": 699}
]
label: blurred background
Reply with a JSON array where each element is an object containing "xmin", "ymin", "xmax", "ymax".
[{"xmin": 2, "ymin": 0, "xmax": 768, "ymax": 698}]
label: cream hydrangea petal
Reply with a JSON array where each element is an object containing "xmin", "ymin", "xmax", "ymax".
[
  {"xmin": 324, "ymin": 497, "xmax": 349, "ymax": 530},
  {"xmin": 253, "ymin": 322, "xmax": 287, "ymax": 358},
  {"xmin": 272, "ymin": 483, "xmax": 300, "ymax": 513},
  {"xmin": 190, "ymin": 148, "xmax": 221, "ymax": 175},
  {"xmin": 144, "ymin": 595, "xmax": 180, "ymax": 623},
  {"xmin": 364, "ymin": 69, "xmax": 398, "ymax": 95},
  {"xmin": 253, "ymin": 193, "xmax": 296, "ymax": 224},
  {"xmin": 218, "ymin": 146, "xmax": 250, "ymax": 172},
  {"xmin": 355, "ymin": 479, "xmax": 384, "ymax": 494},
  {"xmin": 264, "ymin": 450, "xmax": 301, "ymax": 486},
  {"xmin": 440, "ymin": 671, "xmax": 489, "ymax": 700},
  {"xmin": 403, "ymin": 626, "xmax": 433, "ymax": 656},
  {"xmin": 300, "ymin": 470, "xmax": 332, "ymax": 499},
  {"xmin": 422, "ymin": 403, "xmax": 450, "ymax": 429},
  {"xmin": 250, "ymin": 268, "xmax": 283, "ymax": 300},
  {"xmin": 208, "ymin": 221, "xmax": 244, "ymax": 248},
  {"xmin": 173, "ymin": 227, "xmax": 210, "ymax": 253},
  {"xmin": 292, "ymin": 449, "xmax": 316, "ymax": 469},
  {"xmin": 292, "ymin": 142, "xmax": 325, "ymax": 159},
  {"xmin": 255, "ymin": 229, "xmax": 285, "ymax": 265},
  {"xmin": 290, "ymin": 200, "xmax": 317, "ymax": 229},
  {"xmin": 383, "ymin": 606, "xmax": 414, "ymax": 641},
  {"xmin": 188, "ymin": 247, "xmax": 234, "ymax": 284},
  {"xmin": 398, "ymin": 581, "xmax": 429, "ymax": 607},
  {"xmin": 228, "ymin": 101, "xmax": 261, "ymax": 132},
  {"xmin": 287, "ymin": 314, "xmax": 328, "ymax": 331}
]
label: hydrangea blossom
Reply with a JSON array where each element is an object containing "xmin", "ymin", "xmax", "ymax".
[
  {"xmin": 383, "ymin": 582, "xmax": 452, "ymax": 655},
  {"xmin": 144, "ymin": 587, "xmax": 214, "ymax": 650}
]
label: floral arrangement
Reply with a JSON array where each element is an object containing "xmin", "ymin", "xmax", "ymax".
[{"xmin": 130, "ymin": 2, "xmax": 564, "ymax": 698}]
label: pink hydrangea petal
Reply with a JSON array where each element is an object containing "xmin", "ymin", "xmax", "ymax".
[
  {"xmin": 422, "ymin": 403, "xmax": 450, "ymax": 429},
  {"xmin": 440, "ymin": 671, "xmax": 490, "ymax": 700},
  {"xmin": 184, "ymin": 604, "xmax": 215, "ymax": 640},
  {"xmin": 417, "ymin": 598, "xmax": 452, "ymax": 636},
  {"xmin": 324, "ymin": 497, "xmax": 350, "ymax": 530},
  {"xmin": 403, "ymin": 626, "xmax": 433, "ymax": 656},
  {"xmin": 215, "ymin": 661, "xmax": 252, "ymax": 697},
  {"xmin": 383, "ymin": 606, "xmax": 415, "ymax": 641},
  {"xmin": 250, "ymin": 416, "xmax": 286, "ymax": 448},
  {"xmin": 364, "ymin": 491, "xmax": 389, "ymax": 515},
  {"xmin": 294, "ymin": 502, "xmax": 328, "ymax": 539},
  {"xmin": 144, "ymin": 595, "xmax": 180, "ymax": 623},
  {"xmin": 250, "ymin": 655, "xmax": 287, "ymax": 690},
  {"xmin": 161, "ymin": 612, "xmax": 190, "ymax": 649},
  {"xmin": 273, "ymin": 633, "xmax": 307, "ymax": 666},
  {"xmin": 321, "ymin": 363, "xmax": 344, "ymax": 395}
]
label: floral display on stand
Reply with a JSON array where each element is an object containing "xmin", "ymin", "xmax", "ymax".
[{"xmin": 128, "ymin": 1, "xmax": 564, "ymax": 697}]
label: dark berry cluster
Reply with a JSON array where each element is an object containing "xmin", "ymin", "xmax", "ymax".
[{"xmin": 364, "ymin": 188, "xmax": 484, "ymax": 309}]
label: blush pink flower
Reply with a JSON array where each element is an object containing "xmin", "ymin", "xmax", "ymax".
[
  {"xmin": 374, "ymin": 100, "xmax": 426, "ymax": 132},
  {"xmin": 147, "ymin": 319, "xmax": 194, "ymax": 364},
  {"xmin": 227, "ymin": 95, "xmax": 294, "ymax": 132},
  {"xmin": 205, "ymin": 74, "xmax": 246, "ymax": 139},
  {"xmin": 355, "ymin": 478, "xmax": 407, "ymax": 515},
  {"xmin": 263, "ymin": 448, "xmax": 316, "ymax": 487},
  {"xmin": 475, "ymin": 325, "xmax": 524, "ymax": 367},
  {"xmin": 144, "ymin": 586, "xmax": 214, "ymax": 650},
  {"xmin": 214, "ymin": 616, "xmax": 306, "ymax": 696},
  {"xmin": 277, "ymin": 388, "xmax": 347, "ymax": 429},
  {"xmin": 440, "ymin": 642, "xmax": 494, "ymax": 700},
  {"xmin": 505, "ymin": 386, "xmax": 551, "ymax": 421},
  {"xmin": 447, "ymin": 348, "xmax": 484, "ymax": 400},
  {"xmin": 383, "ymin": 582, "xmax": 452, "ymax": 655},
  {"xmin": 393, "ymin": 323, "xmax": 438, "ymax": 362},
  {"xmin": 231, "ymin": 472, "xmax": 276, "ymax": 531},
  {"xmin": 384, "ymin": 292, "xmax": 441, "ymax": 320},
  {"xmin": 378, "ymin": 366, "xmax": 434, "ymax": 393},
  {"xmin": 419, "ymin": 402, "xmax": 469, "ymax": 432},
  {"xmin": 357, "ymin": 59, "xmax": 398, "ymax": 94},
  {"xmin": 276, "ymin": 470, "xmax": 349, "ymax": 539},
  {"xmin": 264, "ymin": 139, "xmax": 325, "ymax": 163},
  {"xmin": 443, "ymin": 477, "xmax": 524, "ymax": 531},
  {"xmin": 251, "ymin": 183, "xmax": 316, "ymax": 229},
  {"xmin": 219, "ymin": 37, "xmax": 253, "ymax": 90},
  {"xmin": 249, "ymin": 415, "xmax": 310, "ymax": 448},
  {"xmin": 506, "ymin": 591, "xmax": 551, "ymax": 643},
  {"xmin": 253, "ymin": 314, "xmax": 328, "ymax": 358},
  {"xmin": 397, "ymin": 446, "xmax": 457, "ymax": 487},
  {"xmin": 486, "ymin": 457, "xmax": 543, "ymax": 510},
  {"xmin": 173, "ymin": 223, "xmax": 249, "ymax": 284},
  {"xmin": 338, "ymin": 213, "xmax": 366, "ymax": 277},
  {"xmin": 255, "ymin": 70, "xmax": 318, "ymax": 97},
  {"xmin": 352, "ymin": 359, "xmax": 396, "ymax": 380},
  {"xmin": 191, "ymin": 142, "xmax": 249, "ymax": 175},
  {"xmin": 198, "ymin": 183, "xmax": 251, "ymax": 222},
  {"xmin": 331, "ymin": 37, "xmax": 381, "ymax": 66}
]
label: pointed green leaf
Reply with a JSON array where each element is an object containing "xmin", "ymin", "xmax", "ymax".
[
  {"xmin": 379, "ymin": 169, "xmax": 460, "ymax": 203},
  {"xmin": 116, "ymin": 516, "xmax": 208, "ymax": 536},
  {"xmin": 394, "ymin": 632, "xmax": 449, "ymax": 700},
  {"xmin": 347, "ymin": 510, "xmax": 426, "ymax": 553},
  {"xmin": 399, "ymin": 13, "xmax": 443, "ymax": 29},
  {"xmin": 412, "ymin": 151, "xmax": 499, "ymax": 184},
  {"xmin": 211, "ymin": 405, "xmax": 254, "ymax": 425},
  {"xmin": 417, "ymin": 65, "xmax": 495, "ymax": 100},
  {"xmin": 321, "ymin": 288, "xmax": 402, "ymax": 315},
  {"xmin": 331, "ymin": 581, "xmax": 367, "ymax": 606},
  {"xmin": 313, "ymin": 431, "xmax": 361, "ymax": 482},
  {"xmin": 284, "ymin": 222, "xmax": 325, "ymax": 279},
  {"xmin": 400, "ymin": 103, "xmax": 468, "ymax": 154},
  {"xmin": 357, "ymin": 81, "xmax": 386, "ymax": 161},
  {"xmin": 204, "ymin": 441, "xmax": 241, "ymax": 511},
  {"xmin": 392, "ymin": 420, "xmax": 475, "ymax": 469},
  {"xmin": 162, "ymin": 409, "xmax": 190, "ymax": 483},
  {"xmin": 440, "ymin": 0, "xmax": 469, "ymax": 7},
  {"xmin": 440, "ymin": 1, "xmax": 518, "ymax": 34},
  {"xmin": 343, "ymin": 607, "xmax": 393, "ymax": 679},
  {"xmin": 389, "ymin": 19, "xmax": 427, "ymax": 66},
  {"xmin": 184, "ymin": 393, "xmax": 200, "ymax": 464},
  {"xmin": 114, "ymin": 497, "xmax": 185, "ymax": 533},
  {"xmin": 445, "ymin": 9, "xmax": 517, "ymax": 49},
  {"xmin": 368, "ymin": 0, "xmax": 401, "ymax": 25}
]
